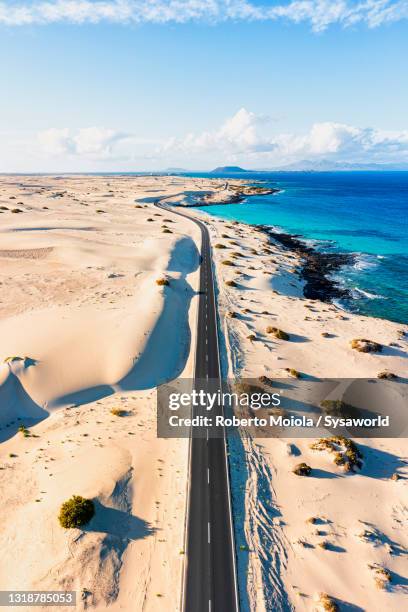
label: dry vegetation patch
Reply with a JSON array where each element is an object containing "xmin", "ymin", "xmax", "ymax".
[
  {"xmin": 310, "ymin": 436, "xmax": 363, "ymax": 471},
  {"xmin": 318, "ymin": 592, "xmax": 339, "ymax": 612},
  {"xmin": 293, "ymin": 462, "xmax": 312, "ymax": 476},
  {"xmin": 368, "ymin": 564, "xmax": 392, "ymax": 590},
  {"xmin": 266, "ymin": 326, "xmax": 290, "ymax": 340},
  {"xmin": 350, "ymin": 338, "xmax": 382, "ymax": 353}
]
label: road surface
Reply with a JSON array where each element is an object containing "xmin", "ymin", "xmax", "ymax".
[{"xmin": 155, "ymin": 200, "xmax": 239, "ymax": 612}]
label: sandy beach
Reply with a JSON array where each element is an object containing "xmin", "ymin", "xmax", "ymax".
[{"xmin": 1, "ymin": 174, "xmax": 407, "ymax": 611}]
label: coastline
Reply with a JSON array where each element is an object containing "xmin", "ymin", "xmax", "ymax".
[
  {"xmin": 0, "ymin": 174, "xmax": 406, "ymax": 612},
  {"xmin": 182, "ymin": 201, "xmax": 408, "ymax": 612}
]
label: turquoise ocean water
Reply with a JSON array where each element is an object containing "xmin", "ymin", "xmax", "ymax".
[{"xmin": 188, "ymin": 171, "xmax": 408, "ymax": 325}]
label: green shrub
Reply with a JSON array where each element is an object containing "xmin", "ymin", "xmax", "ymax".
[
  {"xmin": 156, "ymin": 278, "xmax": 169, "ymax": 286},
  {"xmin": 58, "ymin": 495, "xmax": 95, "ymax": 528}
]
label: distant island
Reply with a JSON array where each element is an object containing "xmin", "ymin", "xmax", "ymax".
[{"xmin": 211, "ymin": 166, "xmax": 248, "ymax": 173}]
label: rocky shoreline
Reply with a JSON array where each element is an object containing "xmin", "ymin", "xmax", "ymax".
[
  {"xmin": 260, "ymin": 225, "xmax": 355, "ymax": 302},
  {"xmin": 199, "ymin": 182, "xmax": 279, "ymax": 206}
]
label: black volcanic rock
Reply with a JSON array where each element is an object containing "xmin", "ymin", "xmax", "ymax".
[{"xmin": 259, "ymin": 226, "xmax": 354, "ymax": 302}]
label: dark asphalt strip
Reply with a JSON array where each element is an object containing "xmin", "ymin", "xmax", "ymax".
[{"xmin": 154, "ymin": 200, "xmax": 239, "ymax": 612}]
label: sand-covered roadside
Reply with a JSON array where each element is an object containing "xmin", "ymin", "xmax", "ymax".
[
  {"xmin": 0, "ymin": 174, "xmax": 225, "ymax": 611},
  {"xmin": 183, "ymin": 208, "xmax": 408, "ymax": 612}
]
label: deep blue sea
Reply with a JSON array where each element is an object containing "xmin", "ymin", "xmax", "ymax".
[{"xmin": 187, "ymin": 171, "xmax": 408, "ymax": 325}]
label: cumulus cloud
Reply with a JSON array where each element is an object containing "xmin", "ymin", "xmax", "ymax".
[
  {"xmin": 38, "ymin": 126, "xmax": 129, "ymax": 158},
  {"xmin": 163, "ymin": 108, "xmax": 408, "ymax": 164},
  {"xmin": 0, "ymin": 0, "xmax": 408, "ymax": 31}
]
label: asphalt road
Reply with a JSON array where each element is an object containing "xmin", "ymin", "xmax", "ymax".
[{"xmin": 155, "ymin": 200, "xmax": 239, "ymax": 612}]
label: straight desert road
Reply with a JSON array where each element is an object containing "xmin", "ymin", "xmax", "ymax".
[{"xmin": 155, "ymin": 199, "xmax": 239, "ymax": 612}]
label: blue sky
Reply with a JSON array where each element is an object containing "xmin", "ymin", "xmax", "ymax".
[{"xmin": 1, "ymin": 0, "xmax": 408, "ymax": 171}]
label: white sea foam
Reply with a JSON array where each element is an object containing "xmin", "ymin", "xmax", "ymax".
[
  {"xmin": 352, "ymin": 253, "xmax": 379, "ymax": 272},
  {"xmin": 351, "ymin": 287, "xmax": 382, "ymax": 300}
]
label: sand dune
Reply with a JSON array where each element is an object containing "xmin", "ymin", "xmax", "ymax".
[{"xmin": 0, "ymin": 175, "xmax": 205, "ymax": 611}]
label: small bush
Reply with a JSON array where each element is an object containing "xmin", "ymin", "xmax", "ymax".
[
  {"xmin": 226, "ymin": 310, "xmax": 236, "ymax": 318},
  {"xmin": 318, "ymin": 593, "xmax": 338, "ymax": 612},
  {"xmin": 293, "ymin": 462, "xmax": 312, "ymax": 476},
  {"xmin": 285, "ymin": 368, "xmax": 300, "ymax": 378},
  {"xmin": 266, "ymin": 327, "xmax": 289, "ymax": 341},
  {"xmin": 320, "ymin": 399, "xmax": 351, "ymax": 417},
  {"xmin": 214, "ymin": 243, "xmax": 227, "ymax": 249},
  {"xmin": 369, "ymin": 565, "xmax": 392, "ymax": 590},
  {"xmin": 18, "ymin": 424, "xmax": 30, "ymax": 437},
  {"xmin": 4, "ymin": 355, "xmax": 25, "ymax": 363},
  {"xmin": 258, "ymin": 375, "xmax": 273, "ymax": 386},
  {"xmin": 156, "ymin": 278, "xmax": 169, "ymax": 286},
  {"xmin": 11, "ymin": 208, "xmax": 23, "ymax": 213},
  {"xmin": 58, "ymin": 495, "xmax": 95, "ymax": 528},
  {"xmin": 162, "ymin": 228, "xmax": 173, "ymax": 233},
  {"xmin": 310, "ymin": 436, "xmax": 363, "ymax": 471},
  {"xmin": 377, "ymin": 371, "xmax": 397, "ymax": 379},
  {"xmin": 225, "ymin": 280, "xmax": 237, "ymax": 287},
  {"xmin": 222, "ymin": 260, "xmax": 235, "ymax": 266},
  {"xmin": 350, "ymin": 338, "xmax": 382, "ymax": 353},
  {"xmin": 247, "ymin": 334, "xmax": 256, "ymax": 342},
  {"xmin": 111, "ymin": 408, "xmax": 127, "ymax": 417}
]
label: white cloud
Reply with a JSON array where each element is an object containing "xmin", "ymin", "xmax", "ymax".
[
  {"xmin": 1, "ymin": 112, "xmax": 406, "ymax": 170},
  {"xmin": 38, "ymin": 126, "xmax": 129, "ymax": 158},
  {"xmin": 163, "ymin": 108, "xmax": 408, "ymax": 164},
  {"xmin": 0, "ymin": 0, "xmax": 408, "ymax": 31}
]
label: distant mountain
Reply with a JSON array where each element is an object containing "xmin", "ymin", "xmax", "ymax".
[
  {"xmin": 211, "ymin": 166, "xmax": 248, "ymax": 173},
  {"xmin": 265, "ymin": 159, "xmax": 408, "ymax": 172}
]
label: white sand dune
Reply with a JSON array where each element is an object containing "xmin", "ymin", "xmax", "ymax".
[{"xmin": 0, "ymin": 175, "xmax": 206, "ymax": 611}]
